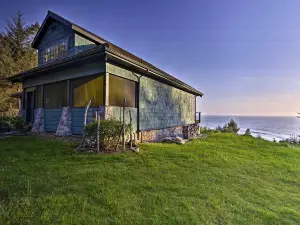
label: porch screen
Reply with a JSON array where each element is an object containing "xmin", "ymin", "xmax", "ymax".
[
  {"xmin": 109, "ymin": 75, "xmax": 137, "ymax": 108},
  {"xmin": 44, "ymin": 81, "xmax": 67, "ymax": 109},
  {"xmin": 72, "ymin": 75, "xmax": 104, "ymax": 107},
  {"xmin": 36, "ymin": 85, "xmax": 43, "ymax": 108}
]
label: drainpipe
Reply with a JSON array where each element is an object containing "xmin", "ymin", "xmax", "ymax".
[{"xmin": 132, "ymin": 72, "xmax": 145, "ymax": 140}]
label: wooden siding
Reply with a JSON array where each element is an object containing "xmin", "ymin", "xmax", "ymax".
[
  {"xmin": 71, "ymin": 108, "xmax": 95, "ymax": 134},
  {"xmin": 44, "ymin": 109, "xmax": 63, "ymax": 132},
  {"xmin": 23, "ymin": 62, "xmax": 105, "ymax": 88},
  {"xmin": 37, "ymin": 20, "xmax": 75, "ymax": 65},
  {"xmin": 74, "ymin": 33, "xmax": 96, "ymax": 54}
]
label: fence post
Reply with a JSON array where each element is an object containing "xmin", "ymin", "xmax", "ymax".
[{"xmin": 122, "ymin": 98, "xmax": 126, "ymax": 150}]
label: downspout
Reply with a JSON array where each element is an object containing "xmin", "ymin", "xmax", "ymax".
[{"xmin": 132, "ymin": 72, "xmax": 145, "ymax": 141}]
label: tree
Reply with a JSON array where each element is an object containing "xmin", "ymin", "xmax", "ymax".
[
  {"xmin": 222, "ymin": 119, "xmax": 240, "ymax": 134},
  {"xmin": 245, "ymin": 128, "xmax": 251, "ymax": 135},
  {"xmin": 0, "ymin": 11, "xmax": 39, "ymax": 116},
  {"xmin": 227, "ymin": 119, "xmax": 240, "ymax": 134}
]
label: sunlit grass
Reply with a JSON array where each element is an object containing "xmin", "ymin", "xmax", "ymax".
[{"xmin": 1, "ymin": 133, "xmax": 300, "ymax": 224}]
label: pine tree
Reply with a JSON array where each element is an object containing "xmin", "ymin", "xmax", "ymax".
[
  {"xmin": 227, "ymin": 119, "xmax": 240, "ymax": 134},
  {"xmin": 0, "ymin": 11, "xmax": 39, "ymax": 116}
]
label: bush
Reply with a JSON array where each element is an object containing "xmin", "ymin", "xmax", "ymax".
[
  {"xmin": 226, "ymin": 119, "xmax": 240, "ymax": 134},
  {"xmin": 216, "ymin": 125, "xmax": 223, "ymax": 132},
  {"xmin": 10, "ymin": 117, "xmax": 25, "ymax": 130},
  {"xmin": 256, "ymin": 134, "xmax": 262, "ymax": 139},
  {"xmin": 214, "ymin": 119, "xmax": 240, "ymax": 134},
  {"xmin": 200, "ymin": 126, "xmax": 215, "ymax": 134},
  {"xmin": 279, "ymin": 135, "xmax": 300, "ymax": 145},
  {"xmin": 245, "ymin": 128, "xmax": 251, "ymax": 135},
  {"xmin": 0, "ymin": 116, "xmax": 25, "ymax": 131},
  {"xmin": 84, "ymin": 119, "xmax": 131, "ymax": 150}
]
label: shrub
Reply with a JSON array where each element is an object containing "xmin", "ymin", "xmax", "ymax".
[
  {"xmin": 256, "ymin": 134, "xmax": 262, "ymax": 139},
  {"xmin": 0, "ymin": 116, "xmax": 13, "ymax": 124},
  {"xmin": 84, "ymin": 119, "xmax": 131, "ymax": 150},
  {"xmin": 245, "ymin": 128, "xmax": 251, "ymax": 135},
  {"xmin": 10, "ymin": 117, "xmax": 25, "ymax": 130},
  {"xmin": 200, "ymin": 126, "xmax": 215, "ymax": 134},
  {"xmin": 216, "ymin": 125, "xmax": 223, "ymax": 132},
  {"xmin": 279, "ymin": 135, "xmax": 300, "ymax": 145},
  {"xmin": 227, "ymin": 119, "xmax": 240, "ymax": 134},
  {"xmin": 222, "ymin": 124, "xmax": 229, "ymax": 133},
  {"xmin": 0, "ymin": 116, "xmax": 25, "ymax": 131}
]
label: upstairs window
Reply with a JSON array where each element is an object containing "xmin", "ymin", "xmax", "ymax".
[{"xmin": 43, "ymin": 39, "xmax": 68, "ymax": 63}]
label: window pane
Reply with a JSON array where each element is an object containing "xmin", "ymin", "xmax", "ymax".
[
  {"xmin": 36, "ymin": 85, "xmax": 43, "ymax": 108},
  {"xmin": 43, "ymin": 39, "xmax": 68, "ymax": 63},
  {"xmin": 72, "ymin": 75, "xmax": 104, "ymax": 107},
  {"xmin": 44, "ymin": 81, "xmax": 67, "ymax": 109},
  {"xmin": 109, "ymin": 75, "xmax": 136, "ymax": 107}
]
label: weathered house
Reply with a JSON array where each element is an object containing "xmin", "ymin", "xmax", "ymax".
[{"xmin": 8, "ymin": 11, "xmax": 203, "ymax": 141}]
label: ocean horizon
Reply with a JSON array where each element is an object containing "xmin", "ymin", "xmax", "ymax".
[{"xmin": 200, "ymin": 115, "xmax": 300, "ymax": 141}]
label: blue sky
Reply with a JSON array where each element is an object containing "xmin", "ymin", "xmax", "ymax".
[{"xmin": 1, "ymin": 0, "xmax": 299, "ymax": 116}]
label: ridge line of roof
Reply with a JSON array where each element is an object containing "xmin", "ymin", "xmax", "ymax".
[{"xmin": 31, "ymin": 11, "xmax": 203, "ymax": 96}]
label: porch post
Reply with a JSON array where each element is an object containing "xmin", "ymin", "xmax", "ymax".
[{"xmin": 104, "ymin": 73, "xmax": 109, "ymax": 106}]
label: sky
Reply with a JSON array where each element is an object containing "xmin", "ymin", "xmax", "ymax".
[{"xmin": 0, "ymin": 0, "xmax": 300, "ymax": 116}]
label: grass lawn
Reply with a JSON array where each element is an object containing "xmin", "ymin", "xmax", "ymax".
[{"xmin": 1, "ymin": 134, "xmax": 300, "ymax": 224}]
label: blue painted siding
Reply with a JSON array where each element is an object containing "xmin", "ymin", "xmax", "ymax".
[
  {"xmin": 44, "ymin": 109, "xmax": 63, "ymax": 132},
  {"xmin": 71, "ymin": 108, "xmax": 96, "ymax": 134},
  {"xmin": 37, "ymin": 20, "xmax": 75, "ymax": 65}
]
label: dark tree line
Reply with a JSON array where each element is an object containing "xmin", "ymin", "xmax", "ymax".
[{"xmin": 0, "ymin": 11, "xmax": 39, "ymax": 116}]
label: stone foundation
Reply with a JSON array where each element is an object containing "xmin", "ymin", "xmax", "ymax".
[
  {"xmin": 183, "ymin": 123, "xmax": 200, "ymax": 139},
  {"xmin": 140, "ymin": 123, "xmax": 200, "ymax": 142},
  {"xmin": 56, "ymin": 107, "xmax": 72, "ymax": 136},
  {"xmin": 140, "ymin": 126, "xmax": 183, "ymax": 142},
  {"xmin": 31, "ymin": 108, "xmax": 44, "ymax": 133}
]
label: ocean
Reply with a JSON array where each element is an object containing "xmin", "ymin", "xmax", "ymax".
[{"xmin": 201, "ymin": 115, "xmax": 300, "ymax": 141}]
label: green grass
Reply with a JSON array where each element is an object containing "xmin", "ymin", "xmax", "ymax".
[{"xmin": 1, "ymin": 134, "xmax": 300, "ymax": 224}]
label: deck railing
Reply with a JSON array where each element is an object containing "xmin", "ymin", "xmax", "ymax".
[{"xmin": 195, "ymin": 112, "xmax": 202, "ymax": 123}]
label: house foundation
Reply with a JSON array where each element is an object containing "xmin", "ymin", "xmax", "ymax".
[{"xmin": 140, "ymin": 123, "xmax": 200, "ymax": 142}]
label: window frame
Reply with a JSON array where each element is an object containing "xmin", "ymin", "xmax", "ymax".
[
  {"xmin": 42, "ymin": 39, "xmax": 68, "ymax": 63},
  {"xmin": 71, "ymin": 74, "xmax": 105, "ymax": 108},
  {"xmin": 35, "ymin": 85, "xmax": 43, "ymax": 108},
  {"xmin": 43, "ymin": 80, "xmax": 68, "ymax": 109},
  {"xmin": 108, "ymin": 74, "xmax": 137, "ymax": 108}
]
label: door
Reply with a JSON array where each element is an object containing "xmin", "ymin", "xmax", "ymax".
[{"xmin": 26, "ymin": 91, "xmax": 35, "ymax": 125}]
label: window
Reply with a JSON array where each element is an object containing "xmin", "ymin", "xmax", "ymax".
[
  {"xmin": 109, "ymin": 75, "xmax": 137, "ymax": 107},
  {"xmin": 44, "ymin": 81, "xmax": 67, "ymax": 109},
  {"xmin": 36, "ymin": 85, "xmax": 43, "ymax": 108},
  {"xmin": 43, "ymin": 39, "xmax": 68, "ymax": 63},
  {"xmin": 72, "ymin": 75, "xmax": 104, "ymax": 107}
]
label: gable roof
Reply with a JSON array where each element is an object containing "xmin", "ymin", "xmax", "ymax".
[{"xmin": 32, "ymin": 11, "xmax": 203, "ymax": 96}]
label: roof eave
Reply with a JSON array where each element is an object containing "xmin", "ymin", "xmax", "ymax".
[
  {"xmin": 7, "ymin": 46, "xmax": 105, "ymax": 82},
  {"xmin": 105, "ymin": 49, "xmax": 204, "ymax": 96},
  {"xmin": 31, "ymin": 11, "xmax": 73, "ymax": 48}
]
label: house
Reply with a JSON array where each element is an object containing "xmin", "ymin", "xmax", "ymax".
[{"xmin": 8, "ymin": 11, "xmax": 203, "ymax": 141}]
